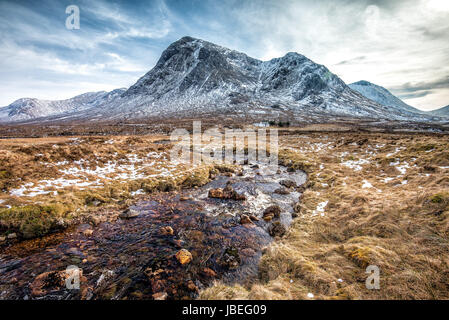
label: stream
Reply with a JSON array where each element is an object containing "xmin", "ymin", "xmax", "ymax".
[{"xmin": 0, "ymin": 162, "xmax": 306, "ymax": 300}]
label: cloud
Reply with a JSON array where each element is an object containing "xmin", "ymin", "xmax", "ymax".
[{"xmin": 0, "ymin": 0, "xmax": 448, "ymax": 111}]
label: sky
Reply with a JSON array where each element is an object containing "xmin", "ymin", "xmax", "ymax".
[{"xmin": 0, "ymin": 0, "xmax": 448, "ymax": 111}]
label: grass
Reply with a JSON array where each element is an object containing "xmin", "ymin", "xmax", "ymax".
[
  {"xmin": 200, "ymin": 132, "xmax": 449, "ymax": 300},
  {"xmin": 0, "ymin": 135, "xmax": 217, "ymax": 239},
  {"xmin": 2, "ymin": 131, "xmax": 449, "ymax": 299}
]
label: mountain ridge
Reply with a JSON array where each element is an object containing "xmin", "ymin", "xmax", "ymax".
[{"xmin": 0, "ymin": 36, "xmax": 438, "ymax": 124}]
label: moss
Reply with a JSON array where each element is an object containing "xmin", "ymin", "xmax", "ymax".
[
  {"xmin": 181, "ymin": 166, "xmax": 212, "ymax": 188},
  {"xmin": 430, "ymin": 193, "xmax": 447, "ymax": 204},
  {"xmin": 0, "ymin": 204, "xmax": 67, "ymax": 239}
]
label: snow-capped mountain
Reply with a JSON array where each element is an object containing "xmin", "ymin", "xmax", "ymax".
[
  {"xmin": 429, "ymin": 105, "xmax": 449, "ymax": 117},
  {"xmin": 349, "ymin": 80, "xmax": 423, "ymax": 115},
  {"xmin": 0, "ymin": 89, "xmax": 126, "ymax": 122},
  {"xmin": 0, "ymin": 37, "xmax": 437, "ymax": 123}
]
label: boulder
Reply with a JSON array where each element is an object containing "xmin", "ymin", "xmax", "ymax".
[
  {"xmin": 119, "ymin": 208, "xmax": 140, "ymax": 219},
  {"xmin": 175, "ymin": 249, "xmax": 193, "ymax": 265}
]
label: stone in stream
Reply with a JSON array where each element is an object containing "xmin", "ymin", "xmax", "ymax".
[
  {"xmin": 160, "ymin": 226, "xmax": 174, "ymax": 235},
  {"xmin": 208, "ymin": 185, "xmax": 246, "ymax": 200},
  {"xmin": 119, "ymin": 208, "xmax": 140, "ymax": 219},
  {"xmin": 7, "ymin": 233, "xmax": 17, "ymax": 239},
  {"xmin": 153, "ymin": 291, "xmax": 168, "ymax": 300},
  {"xmin": 279, "ymin": 179, "xmax": 297, "ymax": 188},
  {"xmin": 240, "ymin": 214, "xmax": 253, "ymax": 224},
  {"xmin": 263, "ymin": 205, "xmax": 282, "ymax": 219},
  {"xmin": 175, "ymin": 249, "xmax": 193, "ymax": 265},
  {"xmin": 268, "ymin": 221, "xmax": 287, "ymax": 237},
  {"xmin": 274, "ymin": 187, "xmax": 290, "ymax": 194},
  {"xmin": 202, "ymin": 268, "xmax": 217, "ymax": 278}
]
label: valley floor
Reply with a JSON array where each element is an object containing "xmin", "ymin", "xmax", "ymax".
[{"xmin": 1, "ymin": 129, "xmax": 449, "ymax": 299}]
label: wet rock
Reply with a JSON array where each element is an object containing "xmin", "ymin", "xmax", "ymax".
[
  {"xmin": 119, "ymin": 208, "xmax": 140, "ymax": 219},
  {"xmin": 268, "ymin": 221, "xmax": 287, "ymax": 237},
  {"xmin": 240, "ymin": 214, "xmax": 253, "ymax": 224},
  {"xmin": 202, "ymin": 268, "xmax": 217, "ymax": 278},
  {"xmin": 187, "ymin": 280, "xmax": 199, "ymax": 292},
  {"xmin": 219, "ymin": 246, "xmax": 241, "ymax": 270},
  {"xmin": 279, "ymin": 179, "xmax": 297, "ymax": 188},
  {"xmin": 263, "ymin": 205, "xmax": 281, "ymax": 219},
  {"xmin": 7, "ymin": 233, "xmax": 17, "ymax": 239},
  {"xmin": 175, "ymin": 249, "xmax": 193, "ymax": 265},
  {"xmin": 31, "ymin": 269, "xmax": 87, "ymax": 297},
  {"xmin": 153, "ymin": 291, "xmax": 168, "ymax": 300},
  {"xmin": 208, "ymin": 185, "xmax": 246, "ymax": 200},
  {"xmin": 249, "ymin": 215, "xmax": 259, "ymax": 222},
  {"xmin": 160, "ymin": 226, "xmax": 174, "ymax": 236},
  {"xmin": 274, "ymin": 187, "xmax": 290, "ymax": 194}
]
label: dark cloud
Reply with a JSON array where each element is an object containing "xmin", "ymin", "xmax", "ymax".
[
  {"xmin": 335, "ymin": 56, "xmax": 366, "ymax": 66},
  {"xmin": 391, "ymin": 76, "xmax": 449, "ymax": 94}
]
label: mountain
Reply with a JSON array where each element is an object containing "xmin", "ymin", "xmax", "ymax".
[
  {"xmin": 0, "ymin": 37, "xmax": 436, "ymax": 123},
  {"xmin": 349, "ymin": 80, "xmax": 423, "ymax": 114},
  {"xmin": 0, "ymin": 89, "xmax": 126, "ymax": 122},
  {"xmin": 429, "ymin": 105, "xmax": 449, "ymax": 117}
]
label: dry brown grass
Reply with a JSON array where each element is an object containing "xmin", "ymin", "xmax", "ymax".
[
  {"xmin": 0, "ymin": 135, "xmax": 215, "ymax": 238},
  {"xmin": 200, "ymin": 132, "xmax": 449, "ymax": 300}
]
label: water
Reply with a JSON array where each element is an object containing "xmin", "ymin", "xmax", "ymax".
[{"xmin": 0, "ymin": 163, "xmax": 306, "ymax": 300}]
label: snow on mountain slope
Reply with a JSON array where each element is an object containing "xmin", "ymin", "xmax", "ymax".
[
  {"xmin": 0, "ymin": 89, "xmax": 126, "ymax": 122},
  {"xmin": 66, "ymin": 36, "xmax": 431, "ymax": 122},
  {"xmin": 0, "ymin": 37, "xmax": 437, "ymax": 123},
  {"xmin": 349, "ymin": 80, "xmax": 423, "ymax": 115},
  {"xmin": 429, "ymin": 105, "xmax": 449, "ymax": 117}
]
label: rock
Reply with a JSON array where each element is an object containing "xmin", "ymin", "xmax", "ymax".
[
  {"xmin": 274, "ymin": 187, "xmax": 290, "ymax": 194},
  {"xmin": 119, "ymin": 208, "xmax": 140, "ymax": 219},
  {"xmin": 279, "ymin": 179, "xmax": 297, "ymax": 188},
  {"xmin": 202, "ymin": 268, "xmax": 217, "ymax": 277},
  {"xmin": 7, "ymin": 233, "xmax": 17, "ymax": 239},
  {"xmin": 240, "ymin": 214, "xmax": 253, "ymax": 224},
  {"xmin": 219, "ymin": 246, "xmax": 241, "ymax": 270},
  {"xmin": 249, "ymin": 215, "xmax": 259, "ymax": 222},
  {"xmin": 263, "ymin": 205, "xmax": 281, "ymax": 218},
  {"xmin": 187, "ymin": 280, "xmax": 199, "ymax": 292},
  {"xmin": 208, "ymin": 185, "xmax": 246, "ymax": 200},
  {"xmin": 180, "ymin": 196, "xmax": 190, "ymax": 201},
  {"xmin": 268, "ymin": 221, "xmax": 287, "ymax": 237},
  {"xmin": 153, "ymin": 292, "xmax": 168, "ymax": 300},
  {"xmin": 0, "ymin": 236, "xmax": 6, "ymax": 242},
  {"xmin": 83, "ymin": 229, "xmax": 93, "ymax": 236},
  {"xmin": 175, "ymin": 249, "xmax": 193, "ymax": 265},
  {"xmin": 263, "ymin": 215, "xmax": 273, "ymax": 222},
  {"xmin": 208, "ymin": 188, "xmax": 224, "ymax": 198},
  {"xmin": 160, "ymin": 226, "xmax": 174, "ymax": 236},
  {"xmin": 31, "ymin": 268, "xmax": 87, "ymax": 297}
]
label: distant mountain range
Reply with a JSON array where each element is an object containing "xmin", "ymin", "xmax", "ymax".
[
  {"xmin": 0, "ymin": 36, "xmax": 444, "ymax": 124},
  {"xmin": 429, "ymin": 105, "xmax": 449, "ymax": 116},
  {"xmin": 348, "ymin": 80, "xmax": 424, "ymax": 115}
]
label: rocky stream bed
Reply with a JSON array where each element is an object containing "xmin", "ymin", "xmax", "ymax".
[{"xmin": 0, "ymin": 163, "xmax": 306, "ymax": 300}]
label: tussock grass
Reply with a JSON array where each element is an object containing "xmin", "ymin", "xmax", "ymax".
[{"xmin": 201, "ymin": 132, "xmax": 449, "ymax": 300}]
